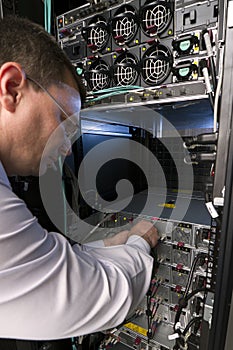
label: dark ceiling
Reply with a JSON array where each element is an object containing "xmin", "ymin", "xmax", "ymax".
[
  {"xmin": 53, "ymin": 0, "xmax": 87, "ymax": 16},
  {"xmin": 6, "ymin": 0, "xmax": 88, "ymax": 34}
]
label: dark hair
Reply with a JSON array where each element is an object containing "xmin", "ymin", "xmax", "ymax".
[{"xmin": 0, "ymin": 15, "xmax": 86, "ymax": 103}]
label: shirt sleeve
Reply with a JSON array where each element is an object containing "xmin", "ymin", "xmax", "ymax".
[
  {"xmin": 82, "ymin": 234, "xmax": 151, "ymax": 252},
  {"xmin": 0, "ymin": 167, "xmax": 153, "ymax": 340}
]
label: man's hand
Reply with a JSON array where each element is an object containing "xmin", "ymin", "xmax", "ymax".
[
  {"xmin": 128, "ymin": 220, "xmax": 159, "ymax": 248},
  {"xmin": 103, "ymin": 220, "xmax": 159, "ymax": 248}
]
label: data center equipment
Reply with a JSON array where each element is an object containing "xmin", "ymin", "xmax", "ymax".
[
  {"xmin": 111, "ymin": 1, "xmax": 141, "ymax": 49},
  {"xmin": 140, "ymin": 38, "xmax": 173, "ymax": 86},
  {"xmin": 172, "ymin": 33, "xmax": 200, "ymax": 58},
  {"xmin": 82, "ymin": 13, "xmax": 112, "ymax": 55},
  {"xmin": 55, "ymin": 0, "xmax": 233, "ymax": 349},
  {"xmin": 62, "ymin": 97, "xmax": 215, "ymax": 350},
  {"xmin": 85, "ymin": 55, "xmax": 112, "ymax": 91},
  {"xmin": 112, "ymin": 47, "xmax": 141, "ymax": 86},
  {"xmin": 140, "ymin": 0, "xmax": 174, "ymax": 41},
  {"xmin": 175, "ymin": 0, "xmax": 218, "ymax": 35},
  {"xmin": 56, "ymin": 0, "xmax": 218, "ymax": 96},
  {"xmin": 69, "ymin": 198, "xmax": 212, "ymax": 350}
]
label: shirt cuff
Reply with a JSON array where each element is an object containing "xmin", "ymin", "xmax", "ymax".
[
  {"xmin": 126, "ymin": 235, "xmax": 151, "ymax": 254},
  {"xmin": 81, "ymin": 240, "xmax": 105, "ymax": 249}
]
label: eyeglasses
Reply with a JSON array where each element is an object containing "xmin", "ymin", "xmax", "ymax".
[{"xmin": 26, "ymin": 75, "xmax": 79, "ymax": 140}]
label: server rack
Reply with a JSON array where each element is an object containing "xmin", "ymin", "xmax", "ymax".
[{"xmin": 54, "ymin": 0, "xmax": 233, "ymax": 349}]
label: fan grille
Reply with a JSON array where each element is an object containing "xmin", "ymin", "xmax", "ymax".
[
  {"xmin": 113, "ymin": 53, "xmax": 139, "ymax": 86},
  {"xmin": 141, "ymin": 44, "xmax": 171, "ymax": 85},
  {"xmin": 86, "ymin": 60, "xmax": 111, "ymax": 91},
  {"xmin": 112, "ymin": 5, "xmax": 138, "ymax": 44},
  {"xmin": 84, "ymin": 16, "xmax": 109, "ymax": 51},
  {"xmin": 141, "ymin": 1, "xmax": 172, "ymax": 36}
]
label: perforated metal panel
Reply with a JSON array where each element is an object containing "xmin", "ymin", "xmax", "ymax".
[
  {"xmin": 140, "ymin": 0, "xmax": 173, "ymax": 37},
  {"xmin": 141, "ymin": 43, "xmax": 172, "ymax": 85},
  {"xmin": 112, "ymin": 49, "xmax": 140, "ymax": 86},
  {"xmin": 111, "ymin": 1, "xmax": 140, "ymax": 49},
  {"xmin": 82, "ymin": 14, "xmax": 111, "ymax": 54},
  {"xmin": 85, "ymin": 58, "xmax": 112, "ymax": 91}
]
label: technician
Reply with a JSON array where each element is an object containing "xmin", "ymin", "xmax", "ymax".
[{"xmin": 0, "ymin": 15, "xmax": 159, "ymax": 347}]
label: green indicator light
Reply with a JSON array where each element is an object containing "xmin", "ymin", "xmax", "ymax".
[
  {"xmin": 76, "ymin": 67, "xmax": 83, "ymax": 75},
  {"xmin": 179, "ymin": 67, "xmax": 190, "ymax": 77},
  {"xmin": 180, "ymin": 40, "xmax": 191, "ymax": 51}
]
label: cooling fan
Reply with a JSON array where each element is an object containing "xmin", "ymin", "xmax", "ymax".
[
  {"xmin": 111, "ymin": 3, "xmax": 139, "ymax": 48},
  {"xmin": 173, "ymin": 249, "xmax": 190, "ymax": 268},
  {"xmin": 140, "ymin": 0, "xmax": 173, "ymax": 40},
  {"xmin": 141, "ymin": 43, "xmax": 172, "ymax": 86},
  {"xmin": 82, "ymin": 15, "xmax": 110, "ymax": 54},
  {"xmin": 172, "ymin": 226, "xmax": 192, "ymax": 245},
  {"xmin": 112, "ymin": 50, "xmax": 140, "ymax": 86},
  {"xmin": 84, "ymin": 59, "xmax": 111, "ymax": 92}
]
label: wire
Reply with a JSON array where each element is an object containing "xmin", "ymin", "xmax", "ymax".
[
  {"xmin": 146, "ymin": 293, "xmax": 152, "ymax": 342},
  {"xmin": 203, "ymin": 30, "xmax": 217, "ymax": 93},
  {"xmin": 173, "ymin": 316, "xmax": 202, "ymax": 350},
  {"xmin": 86, "ymin": 90, "xmax": 134, "ymax": 102},
  {"xmin": 200, "ymin": 59, "xmax": 215, "ymax": 111},
  {"xmin": 0, "ymin": 0, "xmax": 3, "ymax": 19},
  {"xmin": 213, "ymin": 44, "xmax": 224, "ymax": 132},
  {"xmin": 90, "ymin": 85, "xmax": 143, "ymax": 95},
  {"xmin": 184, "ymin": 253, "xmax": 208, "ymax": 298},
  {"xmin": 44, "ymin": 0, "xmax": 51, "ymax": 33},
  {"xmin": 184, "ymin": 287, "xmax": 206, "ymax": 302},
  {"xmin": 174, "ymin": 288, "xmax": 206, "ymax": 331},
  {"xmin": 86, "ymin": 86, "xmax": 145, "ymax": 102},
  {"xmin": 183, "ymin": 316, "xmax": 202, "ymax": 336},
  {"xmin": 79, "ymin": 213, "xmax": 113, "ymax": 243},
  {"xmin": 209, "ymin": 56, "xmax": 217, "ymax": 92},
  {"xmin": 208, "ymin": 91, "xmax": 215, "ymax": 111}
]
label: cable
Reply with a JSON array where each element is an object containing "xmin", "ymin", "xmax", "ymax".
[
  {"xmin": 146, "ymin": 293, "xmax": 153, "ymax": 342},
  {"xmin": 90, "ymin": 85, "xmax": 143, "ymax": 95},
  {"xmin": 0, "ymin": 0, "xmax": 3, "ymax": 19},
  {"xmin": 86, "ymin": 90, "xmax": 135, "ymax": 102},
  {"xmin": 199, "ymin": 59, "xmax": 215, "ymax": 110},
  {"xmin": 184, "ymin": 287, "xmax": 206, "ymax": 302},
  {"xmin": 213, "ymin": 44, "xmax": 224, "ymax": 131},
  {"xmin": 173, "ymin": 316, "xmax": 202, "ymax": 350},
  {"xmin": 183, "ymin": 316, "xmax": 202, "ymax": 336},
  {"xmin": 202, "ymin": 30, "xmax": 217, "ymax": 92},
  {"xmin": 44, "ymin": 0, "xmax": 51, "ymax": 33},
  {"xmin": 48, "ymin": 0, "xmax": 51, "ymax": 34},
  {"xmin": 184, "ymin": 253, "xmax": 208, "ymax": 298},
  {"xmin": 79, "ymin": 213, "xmax": 113, "ymax": 243},
  {"xmin": 209, "ymin": 57, "xmax": 217, "ymax": 92},
  {"xmin": 86, "ymin": 86, "xmax": 145, "ymax": 102},
  {"xmin": 174, "ymin": 288, "xmax": 206, "ymax": 331}
]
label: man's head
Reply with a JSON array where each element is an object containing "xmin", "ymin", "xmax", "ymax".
[
  {"xmin": 0, "ymin": 16, "xmax": 85, "ymax": 176},
  {"xmin": 0, "ymin": 15, "xmax": 85, "ymax": 96}
]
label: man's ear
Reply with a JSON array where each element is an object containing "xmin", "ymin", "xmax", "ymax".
[{"xmin": 0, "ymin": 62, "xmax": 26, "ymax": 113}]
